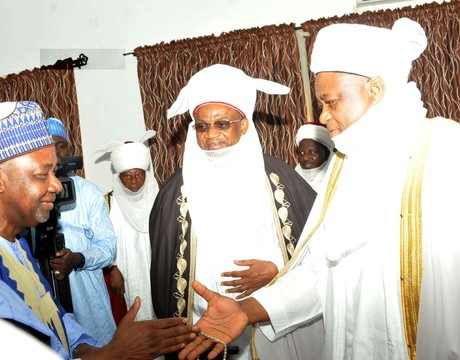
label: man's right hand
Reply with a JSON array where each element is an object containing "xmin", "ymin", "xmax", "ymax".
[
  {"xmin": 81, "ymin": 297, "xmax": 198, "ymax": 359},
  {"xmin": 178, "ymin": 281, "xmax": 249, "ymax": 360}
]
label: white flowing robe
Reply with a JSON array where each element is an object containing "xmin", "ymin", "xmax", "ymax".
[
  {"xmin": 110, "ymin": 196, "xmax": 154, "ymax": 321},
  {"xmin": 254, "ymin": 117, "xmax": 460, "ymax": 360}
]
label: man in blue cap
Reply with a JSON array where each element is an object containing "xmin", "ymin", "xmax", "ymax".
[
  {"xmin": 0, "ymin": 101, "xmax": 196, "ymax": 359},
  {"xmin": 45, "ymin": 116, "xmax": 117, "ymax": 345}
]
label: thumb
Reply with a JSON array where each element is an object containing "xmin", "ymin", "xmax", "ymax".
[
  {"xmin": 119, "ymin": 296, "xmax": 141, "ymax": 326},
  {"xmin": 192, "ymin": 281, "xmax": 218, "ymax": 302}
]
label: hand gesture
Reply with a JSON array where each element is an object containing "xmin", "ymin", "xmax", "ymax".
[
  {"xmin": 104, "ymin": 297, "xmax": 198, "ymax": 359},
  {"xmin": 221, "ymin": 259, "xmax": 278, "ymax": 299},
  {"xmin": 50, "ymin": 248, "xmax": 81, "ymax": 280},
  {"xmin": 179, "ymin": 281, "xmax": 248, "ymax": 360},
  {"xmin": 109, "ymin": 266, "xmax": 125, "ymax": 296}
]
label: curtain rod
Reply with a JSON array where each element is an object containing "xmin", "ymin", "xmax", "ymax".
[
  {"xmin": 122, "ymin": 25, "xmax": 305, "ymax": 57},
  {"xmin": 42, "ymin": 53, "xmax": 89, "ymax": 69}
]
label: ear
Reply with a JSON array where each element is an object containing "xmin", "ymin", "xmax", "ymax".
[
  {"xmin": 240, "ymin": 118, "xmax": 249, "ymax": 135},
  {"xmin": 0, "ymin": 168, "xmax": 8, "ymax": 193},
  {"xmin": 366, "ymin": 77, "xmax": 385, "ymax": 105}
]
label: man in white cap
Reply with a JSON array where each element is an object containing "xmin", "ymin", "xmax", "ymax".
[
  {"xmin": 149, "ymin": 64, "xmax": 319, "ymax": 359},
  {"xmin": 178, "ymin": 19, "xmax": 460, "ymax": 360},
  {"xmin": 45, "ymin": 117, "xmax": 117, "ymax": 345},
  {"xmin": 295, "ymin": 124, "xmax": 334, "ymax": 192},
  {"xmin": 103, "ymin": 131, "xmax": 159, "ymax": 321},
  {"xmin": 0, "ymin": 101, "xmax": 197, "ymax": 359}
]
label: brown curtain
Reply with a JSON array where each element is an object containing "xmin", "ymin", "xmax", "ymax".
[
  {"xmin": 0, "ymin": 67, "xmax": 84, "ymax": 166},
  {"xmin": 302, "ymin": 1, "xmax": 460, "ymax": 122},
  {"xmin": 135, "ymin": 24, "xmax": 307, "ymax": 185}
]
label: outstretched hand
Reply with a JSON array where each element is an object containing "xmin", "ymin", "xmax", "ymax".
[
  {"xmin": 178, "ymin": 281, "xmax": 249, "ymax": 360},
  {"xmin": 221, "ymin": 259, "xmax": 278, "ymax": 299}
]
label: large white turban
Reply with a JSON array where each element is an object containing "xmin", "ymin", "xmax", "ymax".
[
  {"xmin": 296, "ymin": 124, "xmax": 334, "ymax": 152},
  {"xmin": 311, "ymin": 18, "xmax": 427, "ymax": 86},
  {"xmin": 167, "ymin": 64, "xmax": 290, "ymax": 121}
]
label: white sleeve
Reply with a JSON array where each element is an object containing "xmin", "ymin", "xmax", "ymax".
[{"xmin": 252, "ymin": 237, "xmax": 326, "ymax": 341}]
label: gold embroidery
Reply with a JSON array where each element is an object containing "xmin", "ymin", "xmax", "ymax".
[
  {"xmin": 0, "ymin": 244, "xmax": 69, "ymax": 353},
  {"xmin": 400, "ymin": 123, "xmax": 432, "ymax": 360},
  {"xmin": 269, "ymin": 172, "xmax": 296, "ymax": 258},
  {"xmin": 174, "ymin": 186, "xmax": 189, "ymax": 317}
]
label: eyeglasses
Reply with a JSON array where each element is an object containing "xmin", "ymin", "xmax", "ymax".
[{"xmin": 193, "ymin": 118, "xmax": 243, "ymax": 134}]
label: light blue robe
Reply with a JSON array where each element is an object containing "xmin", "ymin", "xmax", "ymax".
[
  {"xmin": 59, "ymin": 176, "xmax": 117, "ymax": 345},
  {"xmin": 0, "ymin": 236, "xmax": 100, "ymax": 358}
]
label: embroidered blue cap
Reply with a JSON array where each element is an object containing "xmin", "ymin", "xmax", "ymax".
[
  {"xmin": 0, "ymin": 101, "xmax": 53, "ymax": 162},
  {"xmin": 46, "ymin": 117, "xmax": 69, "ymax": 142}
]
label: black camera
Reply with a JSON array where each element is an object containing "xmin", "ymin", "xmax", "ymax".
[{"xmin": 25, "ymin": 156, "xmax": 83, "ymax": 312}]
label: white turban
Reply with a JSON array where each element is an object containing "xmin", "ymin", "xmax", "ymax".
[
  {"xmin": 311, "ymin": 18, "xmax": 427, "ymax": 85},
  {"xmin": 97, "ymin": 130, "xmax": 158, "ymax": 233},
  {"xmin": 167, "ymin": 64, "xmax": 290, "ymax": 121},
  {"xmin": 296, "ymin": 124, "xmax": 334, "ymax": 152}
]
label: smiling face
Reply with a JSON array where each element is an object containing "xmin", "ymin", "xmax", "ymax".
[
  {"xmin": 0, "ymin": 146, "xmax": 63, "ymax": 228},
  {"xmin": 297, "ymin": 139, "xmax": 330, "ymax": 170},
  {"xmin": 314, "ymin": 72, "xmax": 376, "ymax": 137},
  {"xmin": 194, "ymin": 103, "xmax": 249, "ymax": 151}
]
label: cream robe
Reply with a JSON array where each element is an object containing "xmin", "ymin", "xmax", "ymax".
[
  {"xmin": 110, "ymin": 196, "xmax": 154, "ymax": 321},
  {"xmin": 254, "ymin": 117, "xmax": 460, "ymax": 360}
]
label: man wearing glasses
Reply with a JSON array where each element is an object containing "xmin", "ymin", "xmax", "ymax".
[{"xmin": 149, "ymin": 64, "xmax": 322, "ymax": 360}]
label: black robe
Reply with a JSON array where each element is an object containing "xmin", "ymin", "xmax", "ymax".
[{"xmin": 150, "ymin": 154, "xmax": 316, "ymax": 323}]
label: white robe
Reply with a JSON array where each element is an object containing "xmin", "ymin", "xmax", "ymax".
[
  {"xmin": 254, "ymin": 117, "xmax": 460, "ymax": 360},
  {"xmin": 110, "ymin": 196, "xmax": 154, "ymax": 321}
]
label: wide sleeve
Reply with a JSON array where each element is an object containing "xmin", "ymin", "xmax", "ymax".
[
  {"xmin": 252, "ymin": 227, "xmax": 327, "ymax": 340},
  {"xmin": 62, "ymin": 312, "xmax": 101, "ymax": 354},
  {"xmin": 78, "ymin": 182, "xmax": 116, "ymax": 271}
]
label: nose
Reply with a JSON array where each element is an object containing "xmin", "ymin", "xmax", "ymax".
[
  {"xmin": 319, "ymin": 109, "xmax": 331, "ymax": 125},
  {"xmin": 49, "ymin": 173, "xmax": 63, "ymax": 194},
  {"xmin": 206, "ymin": 124, "xmax": 220, "ymax": 139}
]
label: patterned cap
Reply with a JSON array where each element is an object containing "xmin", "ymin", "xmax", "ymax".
[
  {"xmin": 46, "ymin": 117, "xmax": 69, "ymax": 142},
  {"xmin": 0, "ymin": 101, "xmax": 53, "ymax": 162}
]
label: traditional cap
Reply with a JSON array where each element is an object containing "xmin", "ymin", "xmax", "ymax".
[
  {"xmin": 167, "ymin": 64, "xmax": 290, "ymax": 121},
  {"xmin": 46, "ymin": 117, "xmax": 69, "ymax": 142},
  {"xmin": 0, "ymin": 101, "xmax": 53, "ymax": 162},
  {"xmin": 311, "ymin": 18, "xmax": 427, "ymax": 85},
  {"xmin": 296, "ymin": 124, "xmax": 334, "ymax": 152},
  {"xmin": 97, "ymin": 130, "xmax": 156, "ymax": 174}
]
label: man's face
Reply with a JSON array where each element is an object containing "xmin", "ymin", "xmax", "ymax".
[
  {"xmin": 297, "ymin": 139, "xmax": 330, "ymax": 170},
  {"xmin": 119, "ymin": 168, "xmax": 146, "ymax": 193},
  {"xmin": 194, "ymin": 103, "xmax": 249, "ymax": 150},
  {"xmin": 314, "ymin": 72, "xmax": 374, "ymax": 137},
  {"xmin": 52, "ymin": 136, "xmax": 72, "ymax": 160},
  {"xmin": 0, "ymin": 146, "xmax": 63, "ymax": 228}
]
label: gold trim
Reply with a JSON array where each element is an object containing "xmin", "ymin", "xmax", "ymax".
[
  {"xmin": 271, "ymin": 151, "xmax": 346, "ymax": 283},
  {"xmin": 186, "ymin": 228, "xmax": 197, "ymax": 326},
  {"xmin": 174, "ymin": 186, "xmax": 189, "ymax": 317},
  {"xmin": 400, "ymin": 123, "xmax": 432, "ymax": 360}
]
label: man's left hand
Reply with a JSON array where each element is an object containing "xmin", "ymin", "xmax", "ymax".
[
  {"xmin": 221, "ymin": 259, "xmax": 278, "ymax": 299},
  {"xmin": 50, "ymin": 248, "xmax": 82, "ymax": 280}
]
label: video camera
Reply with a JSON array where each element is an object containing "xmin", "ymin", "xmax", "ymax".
[{"xmin": 26, "ymin": 156, "xmax": 83, "ymax": 312}]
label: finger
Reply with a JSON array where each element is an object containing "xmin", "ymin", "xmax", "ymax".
[
  {"xmin": 236, "ymin": 289, "xmax": 253, "ymax": 300},
  {"xmin": 233, "ymin": 259, "xmax": 256, "ymax": 266},
  {"xmin": 119, "ymin": 296, "xmax": 141, "ymax": 326},
  {"xmin": 220, "ymin": 279, "xmax": 244, "ymax": 287},
  {"xmin": 221, "ymin": 269, "xmax": 250, "ymax": 278},
  {"xmin": 192, "ymin": 281, "xmax": 218, "ymax": 303},
  {"xmin": 186, "ymin": 338, "xmax": 214, "ymax": 360},
  {"xmin": 158, "ymin": 324, "xmax": 193, "ymax": 339},
  {"xmin": 225, "ymin": 286, "xmax": 246, "ymax": 294},
  {"xmin": 208, "ymin": 343, "xmax": 226, "ymax": 359},
  {"xmin": 148, "ymin": 317, "xmax": 187, "ymax": 329},
  {"xmin": 55, "ymin": 249, "xmax": 70, "ymax": 257},
  {"xmin": 178, "ymin": 335, "xmax": 207, "ymax": 359},
  {"xmin": 159, "ymin": 342, "xmax": 187, "ymax": 355},
  {"xmin": 160, "ymin": 332, "xmax": 196, "ymax": 349},
  {"xmin": 50, "ymin": 258, "xmax": 65, "ymax": 267}
]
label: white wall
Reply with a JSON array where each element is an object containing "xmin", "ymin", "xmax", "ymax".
[{"xmin": 0, "ymin": 0, "xmax": 445, "ymax": 191}]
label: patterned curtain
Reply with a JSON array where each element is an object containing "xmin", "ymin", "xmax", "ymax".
[
  {"xmin": 0, "ymin": 66, "xmax": 84, "ymax": 170},
  {"xmin": 134, "ymin": 24, "xmax": 307, "ymax": 185},
  {"xmin": 301, "ymin": 1, "xmax": 460, "ymax": 121}
]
